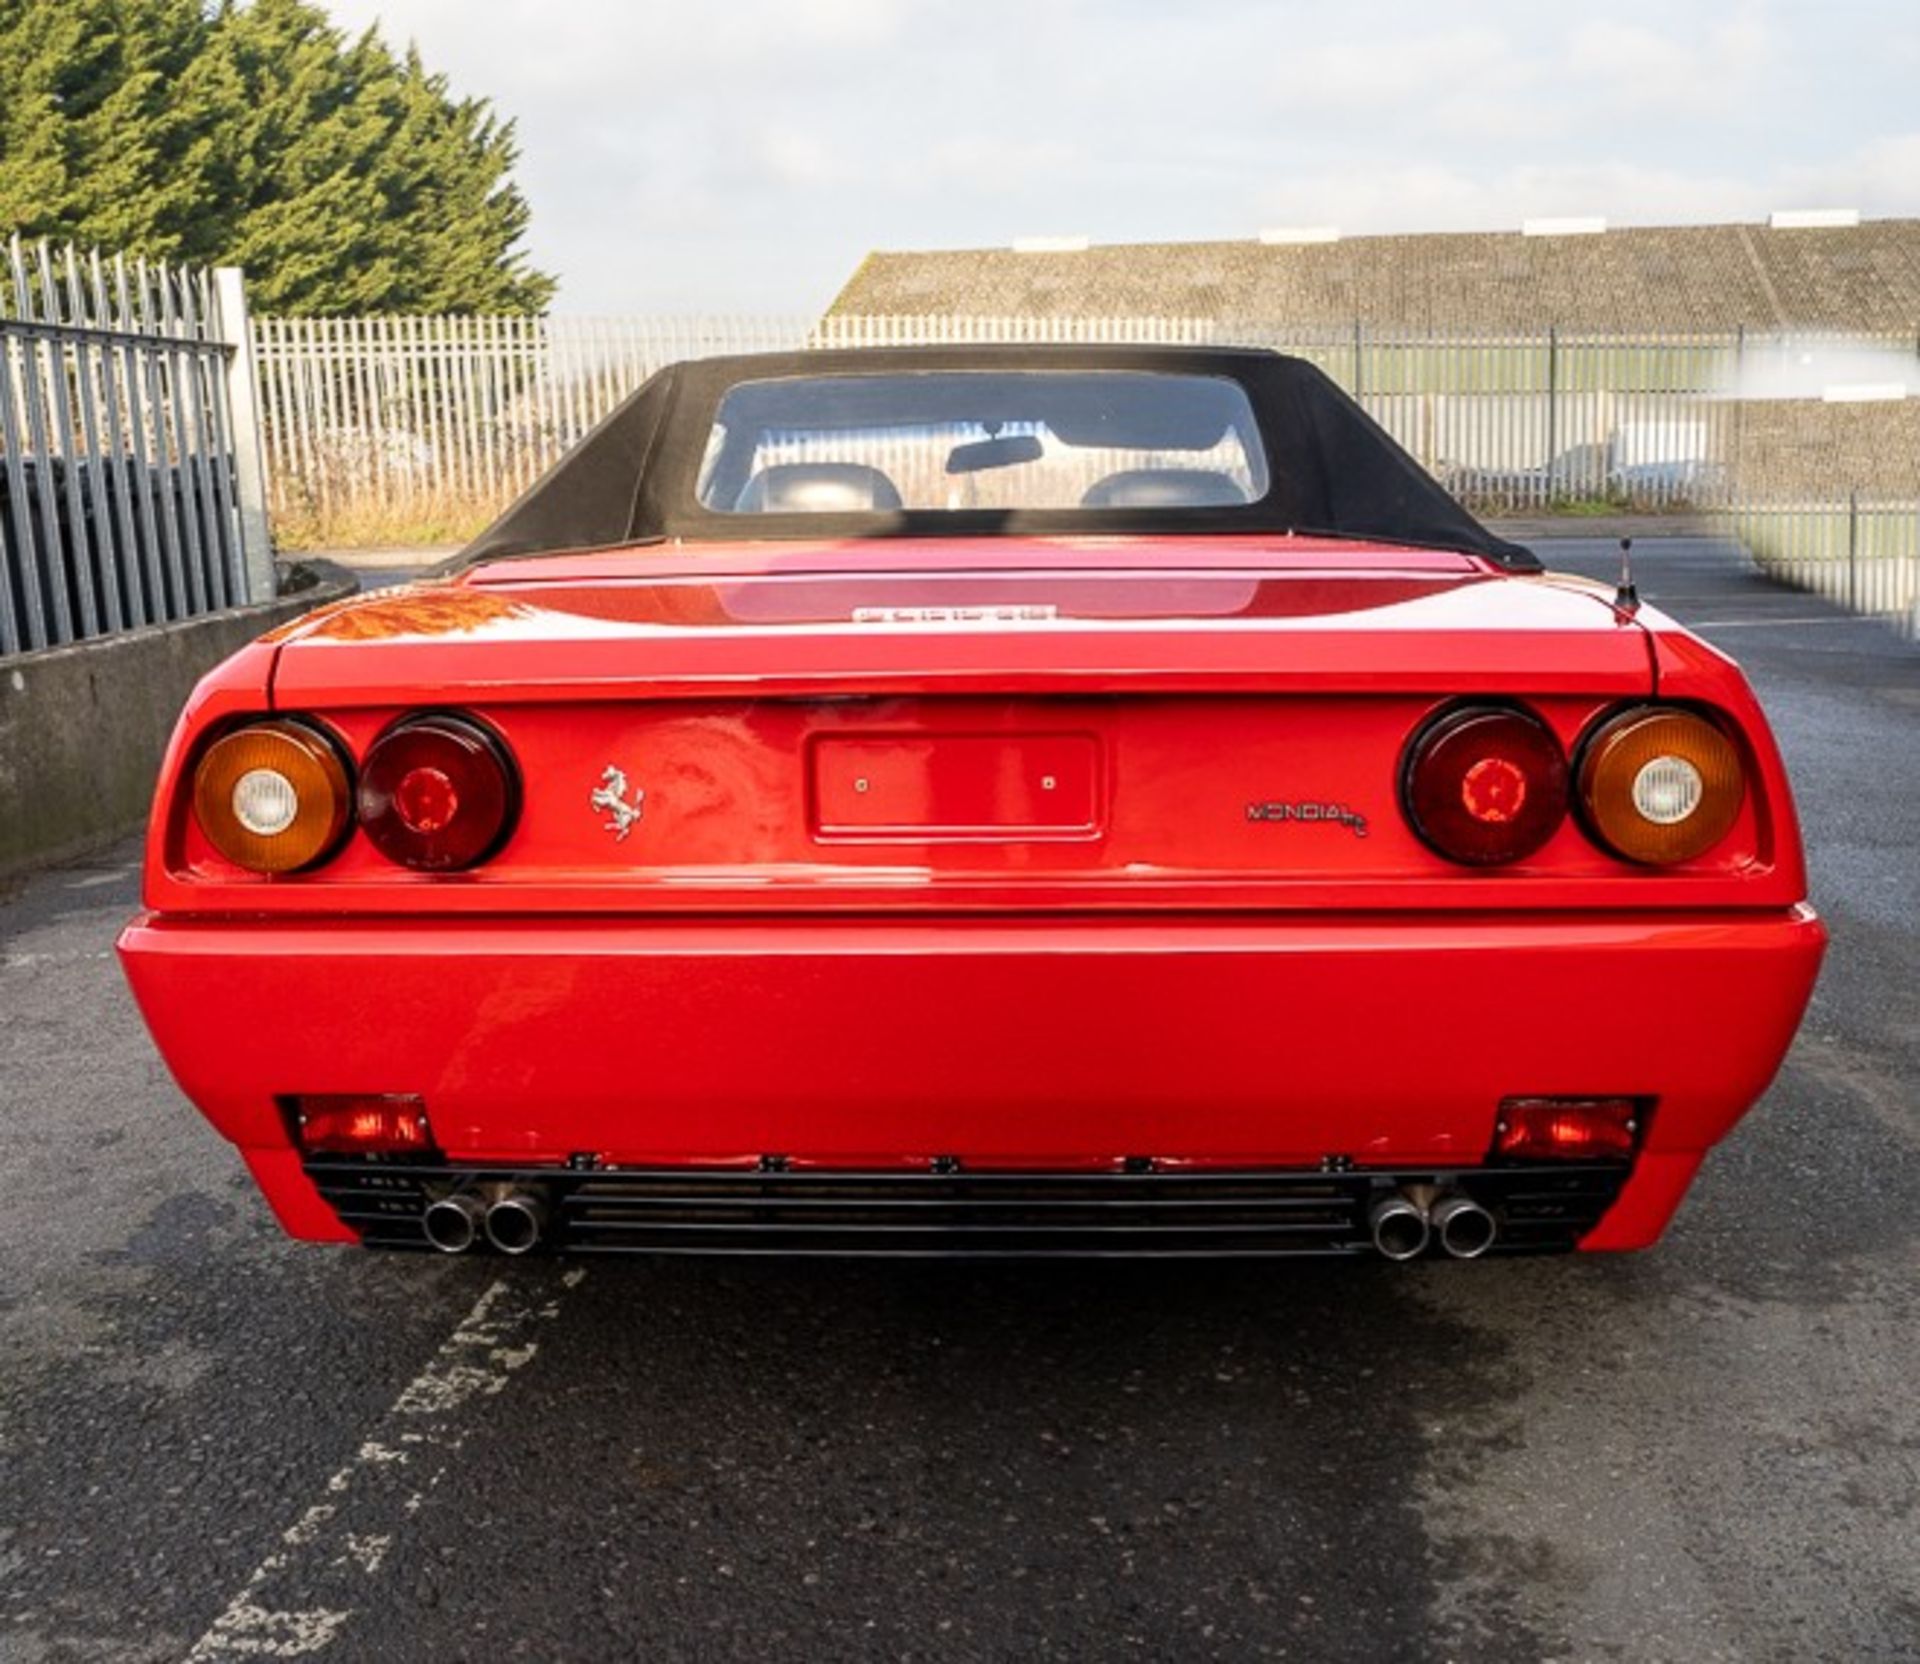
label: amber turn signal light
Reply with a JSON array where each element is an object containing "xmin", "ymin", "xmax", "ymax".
[
  {"xmin": 192, "ymin": 720, "xmax": 352, "ymax": 874},
  {"xmin": 1578, "ymin": 707, "xmax": 1744, "ymax": 865}
]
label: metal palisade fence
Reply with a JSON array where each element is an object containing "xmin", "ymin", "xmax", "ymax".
[
  {"xmin": 820, "ymin": 316, "xmax": 1745, "ymax": 515},
  {"xmin": 1724, "ymin": 498, "xmax": 1920, "ymax": 632},
  {"xmin": 249, "ymin": 311, "xmax": 1920, "ymax": 634},
  {"xmin": 0, "ymin": 238, "xmax": 274, "ymax": 657},
  {"xmin": 251, "ymin": 314, "xmax": 812, "ymax": 546},
  {"xmin": 253, "ymin": 313, "xmax": 1748, "ymax": 530}
]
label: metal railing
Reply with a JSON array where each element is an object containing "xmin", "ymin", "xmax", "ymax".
[
  {"xmin": 255, "ymin": 314, "xmax": 1761, "ymax": 538},
  {"xmin": 1721, "ymin": 497, "xmax": 1920, "ymax": 637},
  {"xmin": 0, "ymin": 238, "xmax": 273, "ymax": 657},
  {"xmin": 248, "ymin": 309, "xmax": 1920, "ymax": 637},
  {"xmin": 256, "ymin": 315, "xmax": 1919, "ymax": 521},
  {"xmin": 252, "ymin": 314, "xmax": 811, "ymax": 544}
]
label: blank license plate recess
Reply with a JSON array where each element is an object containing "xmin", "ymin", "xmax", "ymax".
[{"xmin": 812, "ymin": 735, "xmax": 1101, "ymax": 838}]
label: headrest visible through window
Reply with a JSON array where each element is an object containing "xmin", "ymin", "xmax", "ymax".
[{"xmin": 734, "ymin": 463, "xmax": 904, "ymax": 513}]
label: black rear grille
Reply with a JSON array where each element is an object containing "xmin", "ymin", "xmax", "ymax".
[{"xmin": 303, "ymin": 1161, "xmax": 1629, "ymax": 1259}]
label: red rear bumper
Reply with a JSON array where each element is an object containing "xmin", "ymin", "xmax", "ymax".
[{"xmin": 118, "ymin": 905, "xmax": 1824, "ymax": 1252}]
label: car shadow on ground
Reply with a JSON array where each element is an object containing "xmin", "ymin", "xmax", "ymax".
[{"xmin": 333, "ymin": 1249, "xmax": 1562, "ymax": 1661}]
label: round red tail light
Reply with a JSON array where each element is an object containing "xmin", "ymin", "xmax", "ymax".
[
  {"xmin": 1402, "ymin": 704, "xmax": 1569, "ymax": 866},
  {"xmin": 358, "ymin": 713, "xmax": 518, "ymax": 871}
]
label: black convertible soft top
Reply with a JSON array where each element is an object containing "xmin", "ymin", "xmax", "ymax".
[{"xmin": 460, "ymin": 346, "xmax": 1537, "ymax": 571}]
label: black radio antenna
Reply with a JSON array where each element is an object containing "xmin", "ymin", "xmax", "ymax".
[{"xmin": 1614, "ymin": 536, "xmax": 1640, "ymax": 616}]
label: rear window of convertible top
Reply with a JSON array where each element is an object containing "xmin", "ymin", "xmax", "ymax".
[{"xmin": 697, "ymin": 370, "xmax": 1270, "ymax": 516}]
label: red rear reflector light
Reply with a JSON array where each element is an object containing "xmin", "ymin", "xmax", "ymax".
[
  {"xmin": 1402, "ymin": 704, "xmax": 1569, "ymax": 866},
  {"xmin": 291, "ymin": 1094, "xmax": 433, "ymax": 1156},
  {"xmin": 394, "ymin": 765, "xmax": 460, "ymax": 834},
  {"xmin": 1494, "ymin": 1097, "xmax": 1639, "ymax": 1162},
  {"xmin": 358, "ymin": 713, "xmax": 518, "ymax": 872}
]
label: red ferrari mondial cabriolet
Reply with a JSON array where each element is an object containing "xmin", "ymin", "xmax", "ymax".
[{"xmin": 120, "ymin": 347, "xmax": 1825, "ymax": 1262}]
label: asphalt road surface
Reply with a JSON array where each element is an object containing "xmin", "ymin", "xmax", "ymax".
[{"xmin": 3, "ymin": 538, "xmax": 1916, "ymax": 1662}]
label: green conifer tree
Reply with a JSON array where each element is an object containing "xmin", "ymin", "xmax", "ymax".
[{"xmin": 0, "ymin": 0, "xmax": 553, "ymax": 313}]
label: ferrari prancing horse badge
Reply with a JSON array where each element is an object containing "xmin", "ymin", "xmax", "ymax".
[{"xmin": 591, "ymin": 765, "xmax": 645, "ymax": 841}]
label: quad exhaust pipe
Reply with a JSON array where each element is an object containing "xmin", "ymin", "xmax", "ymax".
[
  {"xmin": 438, "ymin": 1177, "xmax": 1487, "ymax": 1260},
  {"xmin": 423, "ymin": 1191, "xmax": 487, "ymax": 1254},
  {"xmin": 483, "ymin": 1188, "xmax": 548, "ymax": 1255},
  {"xmin": 422, "ymin": 1184, "xmax": 550, "ymax": 1255},
  {"xmin": 1430, "ymin": 1193, "xmax": 1497, "ymax": 1259},
  {"xmin": 1368, "ymin": 1192, "xmax": 1431, "ymax": 1261},
  {"xmin": 1369, "ymin": 1186, "xmax": 1497, "ymax": 1261}
]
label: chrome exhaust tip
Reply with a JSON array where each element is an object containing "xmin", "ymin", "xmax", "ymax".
[
  {"xmin": 484, "ymin": 1189, "xmax": 549, "ymax": 1256},
  {"xmin": 1432, "ymin": 1194, "xmax": 1498, "ymax": 1260},
  {"xmin": 1368, "ymin": 1193, "xmax": 1431, "ymax": 1262},
  {"xmin": 423, "ymin": 1191, "xmax": 486, "ymax": 1255}
]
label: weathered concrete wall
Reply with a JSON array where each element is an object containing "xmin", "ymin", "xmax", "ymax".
[{"xmin": 0, "ymin": 566, "xmax": 354, "ymax": 882}]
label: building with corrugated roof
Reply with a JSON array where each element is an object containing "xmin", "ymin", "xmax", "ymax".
[{"xmin": 829, "ymin": 220, "xmax": 1920, "ymax": 335}]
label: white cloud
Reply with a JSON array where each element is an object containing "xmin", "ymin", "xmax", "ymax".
[
  {"xmin": 757, "ymin": 128, "xmax": 844, "ymax": 189},
  {"xmin": 342, "ymin": 0, "xmax": 907, "ymax": 78},
  {"xmin": 1777, "ymin": 133, "xmax": 1920, "ymax": 215},
  {"xmin": 908, "ymin": 135, "xmax": 1085, "ymax": 195},
  {"xmin": 1278, "ymin": 29, "xmax": 1538, "ymax": 108},
  {"xmin": 1565, "ymin": 15, "xmax": 1777, "ymax": 111},
  {"xmin": 1253, "ymin": 159, "xmax": 1766, "ymax": 236},
  {"xmin": 320, "ymin": 0, "xmax": 1920, "ymax": 310}
]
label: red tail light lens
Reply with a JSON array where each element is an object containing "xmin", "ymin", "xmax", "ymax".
[
  {"xmin": 358, "ymin": 713, "xmax": 518, "ymax": 871},
  {"xmin": 1402, "ymin": 705, "xmax": 1569, "ymax": 865},
  {"xmin": 290, "ymin": 1094, "xmax": 434, "ymax": 1156},
  {"xmin": 1494, "ymin": 1097, "xmax": 1639, "ymax": 1162}
]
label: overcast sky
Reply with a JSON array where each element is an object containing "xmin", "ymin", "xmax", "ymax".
[{"xmin": 325, "ymin": 0, "xmax": 1920, "ymax": 314}]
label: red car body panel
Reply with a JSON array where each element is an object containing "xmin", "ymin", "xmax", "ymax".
[
  {"xmin": 119, "ymin": 533, "xmax": 1826, "ymax": 1257},
  {"xmin": 124, "ymin": 905, "xmax": 1820, "ymax": 1254}
]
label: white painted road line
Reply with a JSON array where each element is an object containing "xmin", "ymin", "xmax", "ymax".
[
  {"xmin": 64, "ymin": 866, "xmax": 138, "ymax": 889},
  {"xmin": 184, "ymin": 1269, "xmax": 584, "ymax": 1660}
]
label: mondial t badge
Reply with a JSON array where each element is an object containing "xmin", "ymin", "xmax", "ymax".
[
  {"xmin": 1246, "ymin": 800, "xmax": 1370, "ymax": 838},
  {"xmin": 591, "ymin": 765, "xmax": 645, "ymax": 841}
]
